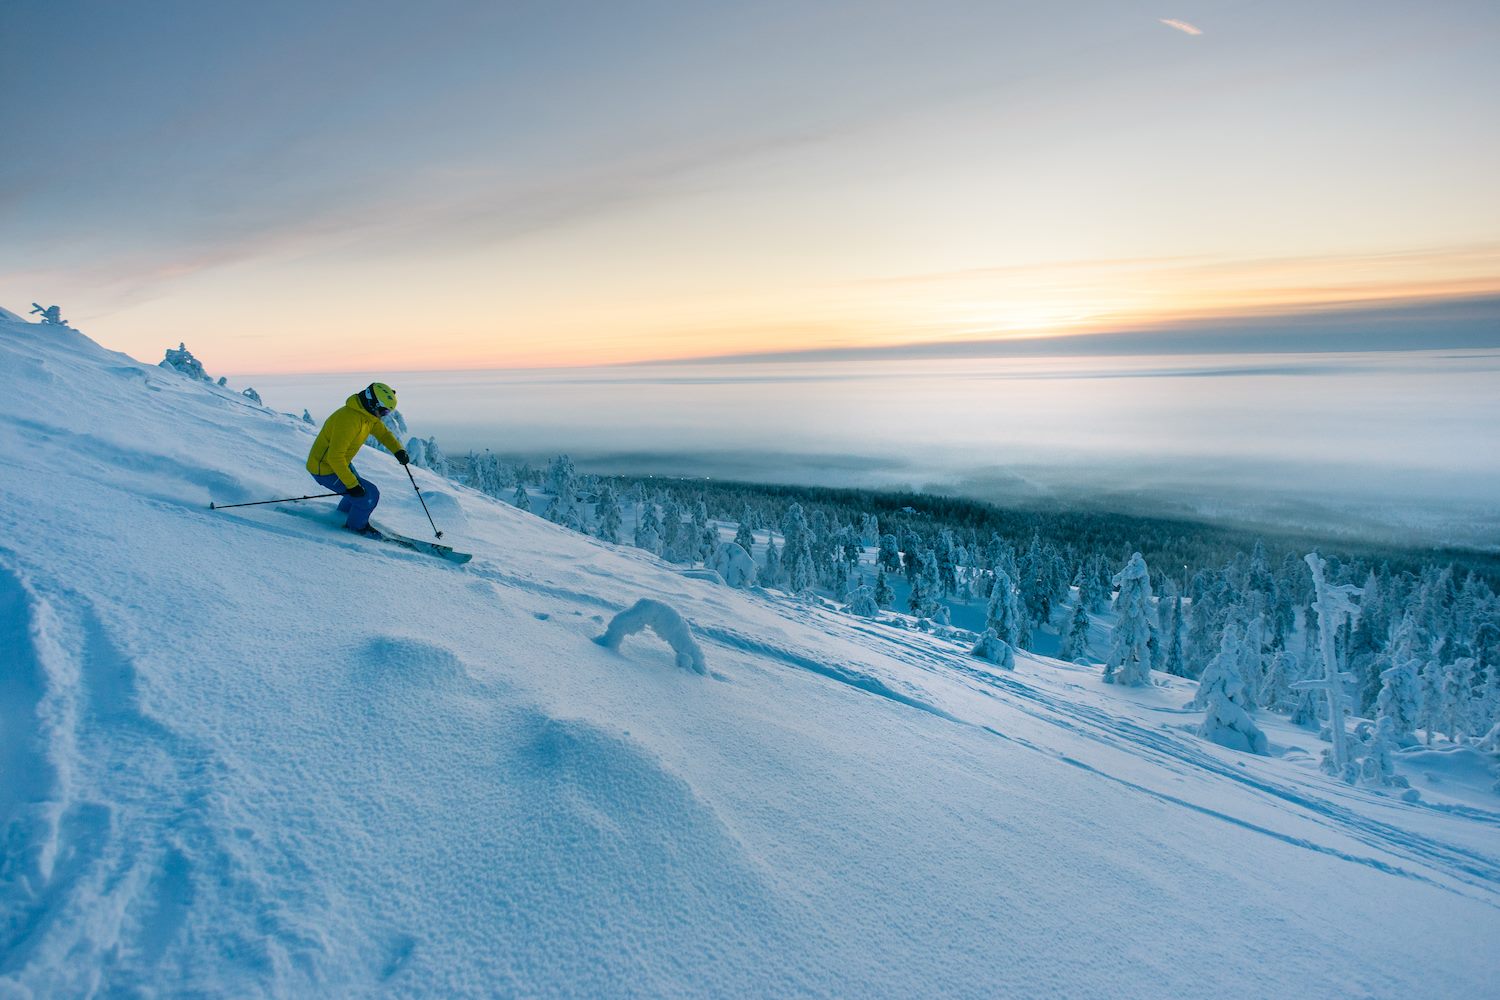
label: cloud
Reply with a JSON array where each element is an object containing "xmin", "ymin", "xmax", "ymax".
[{"xmin": 1158, "ymin": 18, "xmax": 1204, "ymax": 36}]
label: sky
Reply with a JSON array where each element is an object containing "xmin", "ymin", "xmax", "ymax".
[{"xmin": 3, "ymin": 0, "xmax": 1499, "ymax": 372}]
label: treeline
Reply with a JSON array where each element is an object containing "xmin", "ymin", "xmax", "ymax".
[{"xmin": 412, "ymin": 447, "xmax": 1499, "ymax": 772}]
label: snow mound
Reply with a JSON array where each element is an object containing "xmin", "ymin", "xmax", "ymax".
[{"xmin": 416, "ymin": 489, "xmax": 468, "ymax": 534}]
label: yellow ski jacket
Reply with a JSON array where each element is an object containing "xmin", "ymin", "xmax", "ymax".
[{"xmin": 306, "ymin": 394, "xmax": 404, "ymax": 488}]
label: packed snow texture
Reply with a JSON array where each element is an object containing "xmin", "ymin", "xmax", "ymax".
[{"xmin": 0, "ymin": 311, "xmax": 1498, "ymax": 998}]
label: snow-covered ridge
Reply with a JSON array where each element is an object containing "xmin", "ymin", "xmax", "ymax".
[{"xmin": 1, "ymin": 311, "xmax": 1497, "ymax": 997}]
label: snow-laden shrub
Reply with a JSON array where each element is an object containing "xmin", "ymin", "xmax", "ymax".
[
  {"xmin": 302, "ymin": 409, "xmax": 316, "ymax": 425},
  {"xmin": 241, "ymin": 387, "xmax": 262, "ymax": 405},
  {"xmin": 596, "ymin": 599, "xmax": 707, "ymax": 675},
  {"xmin": 711, "ymin": 541, "xmax": 757, "ymax": 589},
  {"xmin": 843, "ymin": 585, "xmax": 878, "ymax": 618},
  {"xmin": 160, "ymin": 342, "xmax": 210, "ymax": 381},
  {"xmin": 971, "ymin": 628, "xmax": 1014, "ymax": 669}
]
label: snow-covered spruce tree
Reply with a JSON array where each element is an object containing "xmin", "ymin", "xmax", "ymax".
[
  {"xmin": 711, "ymin": 541, "xmax": 757, "ymax": 589},
  {"xmin": 1297, "ymin": 552, "xmax": 1362, "ymax": 779},
  {"xmin": 1417, "ymin": 643, "xmax": 1445, "ymax": 746},
  {"xmin": 986, "ymin": 568, "xmax": 1023, "ymax": 649},
  {"xmin": 844, "ymin": 584, "xmax": 879, "ymax": 618},
  {"xmin": 1060, "ymin": 599, "xmax": 1091, "ymax": 663},
  {"xmin": 160, "ymin": 343, "xmax": 210, "ymax": 380},
  {"xmin": 1442, "ymin": 656, "xmax": 1479, "ymax": 742},
  {"xmin": 760, "ymin": 536, "xmax": 782, "ymax": 589},
  {"xmin": 692, "ymin": 501, "xmax": 717, "ymax": 564},
  {"xmin": 511, "ymin": 483, "xmax": 532, "ymax": 512},
  {"xmin": 1238, "ymin": 613, "xmax": 1266, "ymax": 708},
  {"xmin": 913, "ymin": 548, "xmax": 942, "ymax": 619},
  {"xmin": 546, "ymin": 454, "xmax": 576, "ymax": 496},
  {"xmin": 1195, "ymin": 624, "xmax": 1269, "ymax": 755},
  {"xmin": 405, "ymin": 436, "xmax": 449, "ymax": 477},
  {"xmin": 1104, "ymin": 553, "xmax": 1156, "ymax": 687},
  {"xmin": 659, "ymin": 497, "xmax": 685, "ymax": 561},
  {"xmin": 874, "ymin": 568, "xmax": 895, "ymax": 609},
  {"xmin": 1357, "ymin": 716, "xmax": 1409, "ymax": 789},
  {"xmin": 1376, "ymin": 657, "xmax": 1422, "ymax": 748},
  {"xmin": 877, "ymin": 534, "xmax": 902, "ymax": 574},
  {"xmin": 595, "ymin": 484, "xmax": 623, "ymax": 544},
  {"xmin": 780, "ymin": 503, "xmax": 816, "ymax": 594},
  {"xmin": 634, "ymin": 503, "xmax": 661, "ymax": 554},
  {"xmin": 1162, "ymin": 593, "xmax": 1189, "ymax": 677},
  {"xmin": 971, "ymin": 628, "xmax": 1015, "ymax": 669},
  {"xmin": 859, "ymin": 513, "xmax": 880, "ymax": 547},
  {"xmin": 302, "ymin": 408, "xmax": 315, "ymax": 425},
  {"xmin": 733, "ymin": 515, "xmax": 755, "ymax": 554}
]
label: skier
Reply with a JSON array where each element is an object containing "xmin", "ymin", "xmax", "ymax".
[{"xmin": 306, "ymin": 382, "xmax": 410, "ymax": 536}]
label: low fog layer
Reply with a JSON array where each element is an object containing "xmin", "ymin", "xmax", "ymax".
[{"xmin": 249, "ymin": 350, "xmax": 1500, "ymax": 549}]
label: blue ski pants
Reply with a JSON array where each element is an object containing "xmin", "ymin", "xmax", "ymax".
[{"xmin": 311, "ymin": 466, "xmax": 380, "ymax": 530}]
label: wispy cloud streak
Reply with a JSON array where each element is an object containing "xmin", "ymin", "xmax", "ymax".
[{"xmin": 1159, "ymin": 18, "xmax": 1203, "ymax": 36}]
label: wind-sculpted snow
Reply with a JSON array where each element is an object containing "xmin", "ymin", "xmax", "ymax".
[
  {"xmin": 596, "ymin": 598, "xmax": 708, "ymax": 675},
  {"xmin": 1, "ymin": 309, "xmax": 1498, "ymax": 997}
]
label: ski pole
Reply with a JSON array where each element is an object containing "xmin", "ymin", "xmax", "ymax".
[
  {"xmin": 405, "ymin": 465, "xmax": 444, "ymax": 539},
  {"xmin": 209, "ymin": 492, "xmax": 342, "ymax": 511}
]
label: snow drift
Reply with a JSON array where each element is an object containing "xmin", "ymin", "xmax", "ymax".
[{"xmin": 0, "ymin": 311, "xmax": 1497, "ymax": 998}]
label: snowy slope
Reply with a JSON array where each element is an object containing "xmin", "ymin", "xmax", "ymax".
[{"xmin": 1, "ymin": 312, "xmax": 1497, "ymax": 999}]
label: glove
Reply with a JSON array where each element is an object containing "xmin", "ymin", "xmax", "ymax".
[
  {"xmin": 395, "ymin": 449, "xmax": 410, "ymax": 466},
  {"xmin": 346, "ymin": 484, "xmax": 367, "ymax": 498}
]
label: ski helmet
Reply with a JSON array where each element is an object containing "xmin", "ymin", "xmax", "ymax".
[{"xmin": 359, "ymin": 382, "xmax": 398, "ymax": 416}]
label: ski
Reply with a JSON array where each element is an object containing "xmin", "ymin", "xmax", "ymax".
[{"xmin": 364, "ymin": 521, "xmax": 472, "ymax": 564}]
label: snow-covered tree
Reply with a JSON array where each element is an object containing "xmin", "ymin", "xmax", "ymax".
[
  {"xmin": 301, "ymin": 408, "xmax": 315, "ymax": 425},
  {"xmin": 760, "ymin": 536, "xmax": 782, "ymax": 589},
  {"xmin": 733, "ymin": 516, "xmax": 756, "ymax": 554},
  {"xmin": 780, "ymin": 503, "xmax": 816, "ymax": 594},
  {"xmin": 1161, "ymin": 592, "xmax": 1188, "ymax": 677},
  {"xmin": 985, "ymin": 568, "xmax": 1023, "ymax": 648},
  {"xmin": 711, "ymin": 541, "xmax": 757, "ymax": 589},
  {"xmin": 511, "ymin": 483, "xmax": 532, "ymax": 512},
  {"xmin": 877, "ymin": 534, "xmax": 902, "ymax": 574},
  {"xmin": 971, "ymin": 628, "xmax": 1014, "ymax": 669},
  {"xmin": 160, "ymin": 342, "xmax": 210, "ymax": 380},
  {"xmin": 1357, "ymin": 717, "xmax": 1408, "ymax": 788},
  {"xmin": 659, "ymin": 497, "xmax": 685, "ymax": 561},
  {"xmin": 1297, "ymin": 552, "xmax": 1363, "ymax": 779},
  {"xmin": 1195, "ymin": 624, "xmax": 1269, "ymax": 755},
  {"xmin": 1417, "ymin": 644, "xmax": 1445, "ymax": 746},
  {"xmin": 634, "ymin": 503, "xmax": 661, "ymax": 554},
  {"xmin": 1060, "ymin": 599, "xmax": 1091, "ymax": 663},
  {"xmin": 1104, "ymin": 553, "xmax": 1156, "ymax": 687},
  {"xmin": 874, "ymin": 567, "xmax": 895, "ymax": 609},
  {"xmin": 239, "ymin": 386, "xmax": 262, "ymax": 405},
  {"xmin": 595, "ymin": 484, "xmax": 623, "ymax": 544},
  {"xmin": 844, "ymin": 585, "xmax": 879, "ymax": 618},
  {"xmin": 1442, "ymin": 656, "xmax": 1479, "ymax": 742},
  {"xmin": 1376, "ymin": 657, "xmax": 1422, "ymax": 748},
  {"xmin": 405, "ymin": 436, "xmax": 450, "ymax": 478}
]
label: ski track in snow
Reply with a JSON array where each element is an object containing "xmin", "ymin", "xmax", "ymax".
[{"xmin": 817, "ymin": 608, "xmax": 1500, "ymax": 904}]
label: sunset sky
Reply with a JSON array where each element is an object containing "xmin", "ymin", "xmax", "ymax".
[{"xmin": 3, "ymin": 0, "xmax": 1498, "ymax": 372}]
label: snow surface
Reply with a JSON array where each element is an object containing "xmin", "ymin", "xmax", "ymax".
[{"xmin": 1, "ymin": 312, "xmax": 1498, "ymax": 998}]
